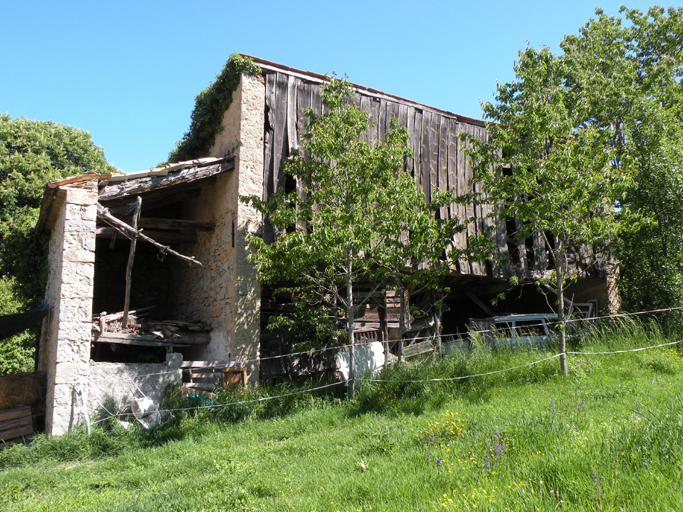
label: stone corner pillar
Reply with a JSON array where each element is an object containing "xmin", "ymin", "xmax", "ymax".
[{"xmin": 41, "ymin": 184, "xmax": 97, "ymax": 436}]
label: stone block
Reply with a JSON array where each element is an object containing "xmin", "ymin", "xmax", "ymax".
[
  {"xmin": 50, "ymin": 406, "xmax": 75, "ymax": 436},
  {"xmin": 81, "ymin": 205, "xmax": 97, "ymax": 222},
  {"xmin": 63, "ymin": 248, "xmax": 96, "ymax": 263},
  {"xmin": 166, "ymin": 352, "xmax": 182, "ymax": 368},
  {"xmin": 66, "ymin": 187, "xmax": 98, "ymax": 205},
  {"xmin": 54, "ymin": 362, "xmax": 77, "ymax": 383}
]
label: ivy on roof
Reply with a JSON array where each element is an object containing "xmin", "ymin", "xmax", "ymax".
[{"xmin": 168, "ymin": 53, "xmax": 262, "ymax": 163}]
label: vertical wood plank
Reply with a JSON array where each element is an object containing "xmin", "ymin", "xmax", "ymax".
[
  {"xmin": 262, "ymin": 72, "xmax": 277, "ymax": 245},
  {"xmin": 359, "ymin": 95, "xmax": 372, "ymax": 143},
  {"xmin": 405, "ymin": 106, "xmax": 416, "ymax": 177},
  {"xmin": 272, "ymin": 73, "xmax": 288, "ymax": 196},
  {"xmin": 296, "ymin": 79, "xmax": 312, "ymax": 233},
  {"xmin": 412, "ymin": 109, "xmax": 423, "ymax": 187},
  {"xmin": 377, "ymin": 99, "xmax": 388, "ymax": 144},
  {"xmin": 457, "ymin": 122, "xmax": 472, "ymax": 274},
  {"xmin": 437, "ymin": 115, "xmax": 448, "ymax": 221},
  {"xmin": 311, "ymin": 82, "xmax": 323, "ymax": 118},
  {"xmin": 533, "ymin": 231, "xmax": 549, "ymax": 272},
  {"xmin": 263, "ymin": 72, "xmax": 277, "ymax": 201},
  {"xmin": 286, "ymin": 75, "xmax": 298, "ymax": 153},
  {"xmin": 420, "ymin": 110, "xmax": 431, "ymax": 201},
  {"xmin": 515, "ymin": 216, "xmax": 529, "ymax": 275},
  {"xmin": 428, "ymin": 113, "xmax": 439, "ymax": 208}
]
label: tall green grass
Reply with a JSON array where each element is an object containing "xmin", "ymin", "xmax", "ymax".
[{"xmin": 1, "ymin": 318, "xmax": 683, "ymax": 511}]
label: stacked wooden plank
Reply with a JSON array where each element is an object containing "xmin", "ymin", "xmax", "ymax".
[
  {"xmin": 180, "ymin": 361, "xmax": 246, "ymax": 392},
  {"xmin": 0, "ymin": 406, "xmax": 33, "ymax": 446},
  {"xmin": 92, "ymin": 308, "xmax": 211, "ymax": 348}
]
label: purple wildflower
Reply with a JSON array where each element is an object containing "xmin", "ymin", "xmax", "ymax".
[{"xmin": 436, "ymin": 457, "xmax": 443, "ymax": 469}]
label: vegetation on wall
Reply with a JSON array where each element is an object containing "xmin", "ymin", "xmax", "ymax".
[
  {"xmin": 168, "ymin": 53, "xmax": 262, "ymax": 163},
  {"xmin": 0, "ymin": 114, "xmax": 116, "ymax": 374}
]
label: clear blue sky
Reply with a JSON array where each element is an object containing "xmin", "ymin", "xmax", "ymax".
[{"xmin": 1, "ymin": 1, "xmax": 662, "ymax": 173}]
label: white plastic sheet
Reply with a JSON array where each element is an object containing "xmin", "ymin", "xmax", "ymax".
[{"xmin": 335, "ymin": 341, "xmax": 385, "ymax": 384}]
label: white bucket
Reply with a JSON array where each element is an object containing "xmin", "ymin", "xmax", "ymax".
[
  {"xmin": 132, "ymin": 397, "xmax": 155, "ymax": 419},
  {"xmin": 131, "ymin": 396, "xmax": 161, "ymax": 430}
]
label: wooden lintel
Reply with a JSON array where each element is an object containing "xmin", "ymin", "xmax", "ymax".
[{"xmin": 93, "ymin": 338, "xmax": 191, "ymax": 349}]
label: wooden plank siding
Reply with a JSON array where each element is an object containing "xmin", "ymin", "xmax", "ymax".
[{"xmin": 259, "ymin": 69, "xmax": 592, "ymax": 281}]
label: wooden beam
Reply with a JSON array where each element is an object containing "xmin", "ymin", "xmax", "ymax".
[
  {"xmin": 119, "ymin": 216, "xmax": 215, "ymax": 232},
  {"xmin": 122, "ymin": 196, "xmax": 142, "ymax": 329},
  {"xmin": 466, "ymin": 291, "xmax": 495, "ymax": 317},
  {"xmin": 98, "ymin": 157, "xmax": 234, "ymax": 202},
  {"xmin": 96, "ymin": 205, "xmax": 202, "ymax": 266},
  {"xmin": 96, "ymin": 227, "xmax": 199, "ymax": 245},
  {"xmin": 94, "ymin": 332, "xmax": 210, "ymax": 346}
]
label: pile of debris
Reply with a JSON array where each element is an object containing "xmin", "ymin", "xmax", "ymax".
[{"xmin": 92, "ymin": 306, "xmax": 211, "ymax": 343}]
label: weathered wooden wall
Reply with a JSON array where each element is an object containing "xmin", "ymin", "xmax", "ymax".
[{"xmin": 261, "ymin": 69, "xmax": 594, "ymax": 281}]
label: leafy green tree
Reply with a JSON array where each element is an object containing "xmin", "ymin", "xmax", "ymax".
[
  {"xmin": 467, "ymin": 44, "xmax": 634, "ymax": 375},
  {"xmin": 0, "ymin": 114, "xmax": 116, "ymax": 374},
  {"xmin": 583, "ymin": 7, "xmax": 683, "ymax": 317},
  {"xmin": 244, "ymin": 78, "xmax": 462, "ymax": 395}
]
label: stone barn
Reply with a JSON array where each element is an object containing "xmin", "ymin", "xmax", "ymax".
[{"xmin": 34, "ymin": 55, "xmax": 617, "ymax": 435}]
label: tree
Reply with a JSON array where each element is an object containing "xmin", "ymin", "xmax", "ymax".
[
  {"xmin": 574, "ymin": 7, "xmax": 683, "ymax": 317},
  {"xmin": 0, "ymin": 114, "xmax": 116, "ymax": 374},
  {"xmin": 467, "ymin": 44, "xmax": 634, "ymax": 376},
  {"xmin": 244, "ymin": 78, "xmax": 461, "ymax": 395}
]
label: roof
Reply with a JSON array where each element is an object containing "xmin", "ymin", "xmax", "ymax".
[
  {"xmin": 35, "ymin": 156, "xmax": 234, "ymax": 233},
  {"xmin": 242, "ymin": 54, "xmax": 487, "ymax": 128}
]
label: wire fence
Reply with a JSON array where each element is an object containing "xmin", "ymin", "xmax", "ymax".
[
  {"xmin": 115, "ymin": 306, "xmax": 683, "ymax": 375},
  {"xmin": 88, "ymin": 331, "xmax": 683, "ymax": 426}
]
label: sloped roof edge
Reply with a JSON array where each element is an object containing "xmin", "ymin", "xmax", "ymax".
[
  {"xmin": 35, "ymin": 157, "xmax": 233, "ymax": 234},
  {"xmin": 241, "ymin": 54, "xmax": 488, "ymax": 128}
]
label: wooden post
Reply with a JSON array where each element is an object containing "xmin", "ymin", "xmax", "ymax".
[{"xmin": 122, "ymin": 196, "xmax": 142, "ymax": 329}]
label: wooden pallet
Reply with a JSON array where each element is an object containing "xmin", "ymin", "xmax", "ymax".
[
  {"xmin": 180, "ymin": 361, "xmax": 247, "ymax": 391},
  {"xmin": 0, "ymin": 406, "xmax": 33, "ymax": 445}
]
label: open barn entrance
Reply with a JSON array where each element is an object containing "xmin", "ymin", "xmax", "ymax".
[{"xmin": 90, "ymin": 158, "xmax": 234, "ymax": 363}]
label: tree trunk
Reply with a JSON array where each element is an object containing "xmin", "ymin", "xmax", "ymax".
[
  {"xmin": 556, "ymin": 239, "xmax": 568, "ymax": 376},
  {"xmin": 347, "ymin": 259, "xmax": 356, "ymax": 399},
  {"xmin": 398, "ymin": 287, "xmax": 406, "ymax": 363},
  {"xmin": 434, "ymin": 294, "xmax": 442, "ymax": 360}
]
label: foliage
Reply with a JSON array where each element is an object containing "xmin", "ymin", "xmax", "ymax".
[
  {"xmin": 0, "ymin": 114, "xmax": 116, "ymax": 372},
  {"xmin": 472, "ymin": 7, "xmax": 683, "ymax": 318},
  {"xmin": 2, "ymin": 320, "xmax": 683, "ymax": 511},
  {"xmin": 244, "ymin": 77, "xmax": 463, "ymax": 393},
  {"xmin": 467, "ymin": 37, "xmax": 635, "ymax": 374},
  {"xmin": 168, "ymin": 53, "xmax": 262, "ymax": 163},
  {"xmin": 0, "ymin": 276, "xmax": 35, "ymax": 375},
  {"xmin": 577, "ymin": 7, "xmax": 683, "ymax": 314}
]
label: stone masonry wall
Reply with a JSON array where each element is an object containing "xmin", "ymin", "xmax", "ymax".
[
  {"xmin": 88, "ymin": 354, "xmax": 182, "ymax": 417},
  {"xmin": 173, "ymin": 73, "xmax": 265, "ymax": 382},
  {"xmin": 40, "ymin": 184, "xmax": 97, "ymax": 436}
]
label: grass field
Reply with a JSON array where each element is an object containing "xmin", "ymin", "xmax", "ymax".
[{"xmin": 1, "ymin": 319, "xmax": 683, "ymax": 511}]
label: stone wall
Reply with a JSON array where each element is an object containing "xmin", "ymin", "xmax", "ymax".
[
  {"xmin": 88, "ymin": 353, "xmax": 182, "ymax": 417},
  {"xmin": 40, "ymin": 184, "xmax": 97, "ymax": 436},
  {"xmin": 172, "ymin": 73, "xmax": 265, "ymax": 382}
]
